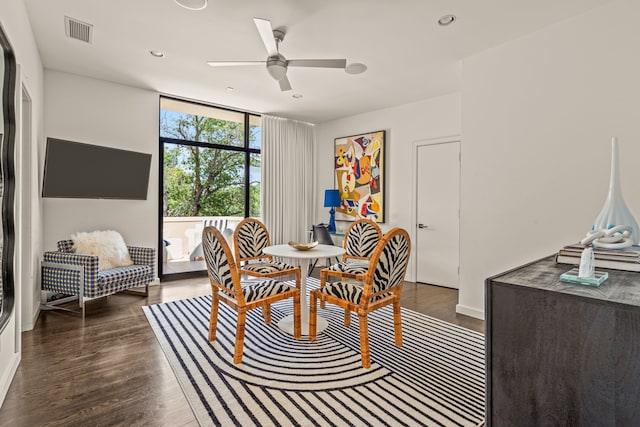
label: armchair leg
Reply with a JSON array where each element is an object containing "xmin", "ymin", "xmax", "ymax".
[
  {"xmin": 233, "ymin": 311, "xmax": 247, "ymax": 364},
  {"xmin": 358, "ymin": 314, "xmax": 371, "ymax": 369},
  {"xmin": 209, "ymin": 292, "xmax": 219, "ymax": 342},
  {"xmin": 293, "ymin": 291, "xmax": 301, "ymax": 340},
  {"xmin": 393, "ymin": 296, "xmax": 403, "ymax": 347},
  {"xmin": 262, "ymin": 304, "xmax": 271, "ymax": 324},
  {"xmin": 122, "ymin": 283, "xmax": 149, "ymax": 297},
  {"xmin": 309, "ymin": 291, "xmax": 317, "ymax": 341},
  {"xmin": 319, "ymin": 270, "xmax": 328, "ymax": 309}
]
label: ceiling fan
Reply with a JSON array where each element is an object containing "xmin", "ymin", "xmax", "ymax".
[{"xmin": 207, "ymin": 18, "xmax": 347, "ymax": 92}]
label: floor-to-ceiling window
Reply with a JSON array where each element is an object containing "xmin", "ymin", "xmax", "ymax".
[{"xmin": 159, "ymin": 97, "xmax": 261, "ymax": 279}]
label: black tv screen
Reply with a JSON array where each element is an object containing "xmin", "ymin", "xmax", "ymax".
[{"xmin": 42, "ymin": 138, "xmax": 152, "ymax": 200}]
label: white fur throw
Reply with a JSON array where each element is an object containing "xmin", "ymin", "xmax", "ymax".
[{"xmin": 72, "ymin": 230, "xmax": 133, "ymax": 271}]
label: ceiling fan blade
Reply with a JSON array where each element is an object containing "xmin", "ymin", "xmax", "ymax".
[
  {"xmin": 253, "ymin": 18, "xmax": 278, "ymax": 57},
  {"xmin": 279, "ymin": 75, "xmax": 292, "ymax": 92},
  {"xmin": 207, "ymin": 61, "xmax": 265, "ymax": 67},
  {"xmin": 288, "ymin": 59, "xmax": 347, "ymax": 69}
]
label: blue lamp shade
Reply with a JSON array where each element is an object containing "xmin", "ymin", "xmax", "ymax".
[
  {"xmin": 324, "ymin": 189, "xmax": 341, "ymax": 233},
  {"xmin": 324, "ymin": 189, "xmax": 341, "ymax": 207}
]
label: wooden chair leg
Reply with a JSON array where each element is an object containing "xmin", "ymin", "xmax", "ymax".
[
  {"xmin": 262, "ymin": 304, "xmax": 271, "ymax": 324},
  {"xmin": 319, "ymin": 270, "xmax": 327, "ymax": 309},
  {"xmin": 344, "ymin": 308, "xmax": 351, "ymax": 327},
  {"xmin": 393, "ymin": 296, "xmax": 403, "ymax": 347},
  {"xmin": 233, "ymin": 311, "xmax": 247, "ymax": 364},
  {"xmin": 358, "ymin": 314, "xmax": 371, "ymax": 368},
  {"xmin": 209, "ymin": 292, "xmax": 219, "ymax": 342},
  {"xmin": 293, "ymin": 291, "xmax": 301, "ymax": 339},
  {"xmin": 309, "ymin": 291, "xmax": 317, "ymax": 341}
]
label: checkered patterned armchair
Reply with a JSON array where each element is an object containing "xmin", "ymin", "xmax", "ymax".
[{"xmin": 42, "ymin": 240, "xmax": 156, "ymax": 316}]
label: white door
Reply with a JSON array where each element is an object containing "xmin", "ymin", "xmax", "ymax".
[{"xmin": 416, "ymin": 141, "xmax": 460, "ymax": 288}]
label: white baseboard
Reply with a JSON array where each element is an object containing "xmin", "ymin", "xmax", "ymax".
[
  {"xmin": 22, "ymin": 302, "xmax": 41, "ymax": 332},
  {"xmin": 456, "ymin": 304, "xmax": 485, "ymax": 320},
  {"xmin": 0, "ymin": 352, "xmax": 20, "ymax": 408},
  {"xmin": 30, "ymin": 303, "xmax": 41, "ymax": 330}
]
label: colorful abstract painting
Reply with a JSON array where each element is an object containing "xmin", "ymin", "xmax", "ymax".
[{"xmin": 334, "ymin": 130, "xmax": 385, "ymax": 223}]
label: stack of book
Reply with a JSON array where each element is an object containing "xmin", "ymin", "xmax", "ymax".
[{"xmin": 556, "ymin": 243, "xmax": 640, "ymax": 272}]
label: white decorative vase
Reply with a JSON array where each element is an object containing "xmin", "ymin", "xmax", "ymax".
[{"xmin": 592, "ymin": 137, "xmax": 640, "ymax": 245}]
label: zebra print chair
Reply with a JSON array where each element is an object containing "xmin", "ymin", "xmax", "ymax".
[
  {"xmin": 233, "ymin": 218, "xmax": 301, "ymax": 288},
  {"xmin": 321, "ymin": 219, "xmax": 382, "ymax": 282},
  {"xmin": 318, "ymin": 219, "xmax": 382, "ymax": 309},
  {"xmin": 309, "ymin": 227, "xmax": 411, "ymax": 368},
  {"xmin": 203, "ymin": 226, "xmax": 301, "ymax": 364}
]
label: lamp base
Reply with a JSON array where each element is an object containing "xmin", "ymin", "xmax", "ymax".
[{"xmin": 328, "ymin": 208, "xmax": 336, "ymax": 233}]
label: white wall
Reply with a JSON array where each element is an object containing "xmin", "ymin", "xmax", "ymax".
[
  {"xmin": 459, "ymin": 0, "xmax": 640, "ymax": 318},
  {"xmin": 315, "ymin": 93, "xmax": 462, "ymax": 281},
  {"xmin": 0, "ymin": 0, "xmax": 44, "ymax": 407},
  {"xmin": 43, "ymin": 71, "xmax": 159, "ymax": 262}
]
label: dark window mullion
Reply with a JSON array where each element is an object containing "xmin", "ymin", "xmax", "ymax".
[
  {"xmin": 243, "ymin": 113, "xmax": 250, "ymax": 217},
  {"xmin": 160, "ymin": 136, "xmax": 247, "ymax": 153}
]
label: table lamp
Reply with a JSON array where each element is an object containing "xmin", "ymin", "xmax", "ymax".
[{"xmin": 324, "ymin": 189, "xmax": 341, "ymax": 233}]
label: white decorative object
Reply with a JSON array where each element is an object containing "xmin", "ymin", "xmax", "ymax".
[
  {"xmin": 581, "ymin": 224, "xmax": 634, "ymax": 249},
  {"xmin": 72, "ymin": 230, "xmax": 133, "ymax": 270},
  {"xmin": 582, "ymin": 137, "xmax": 639, "ymax": 247},
  {"xmin": 578, "ymin": 247, "xmax": 595, "ymax": 278}
]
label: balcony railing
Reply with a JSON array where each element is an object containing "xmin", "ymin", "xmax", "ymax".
[{"xmin": 163, "ymin": 216, "xmax": 242, "ymax": 263}]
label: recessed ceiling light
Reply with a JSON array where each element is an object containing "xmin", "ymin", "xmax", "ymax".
[
  {"xmin": 150, "ymin": 50, "xmax": 165, "ymax": 58},
  {"xmin": 345, "ymin": 63, "xmax": 367, "ymax": 75},
  {"xmin": 292, "ymin": 93, "xmax": 303, "ymax": 99},
  {"xmin": 225, "ymin": 86, "xmax": 234, "ymax": 92},
  {"xmin": 174, "ymin": 0, "xmax": 207, "ymax": 10},
  {"xmin": 438, "ymin": 14, "xmax": 456, "ymax": 26}
]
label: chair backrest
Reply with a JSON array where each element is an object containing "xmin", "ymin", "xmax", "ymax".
[
  {"xmin": 234, "ymin": 218, "xmax": 271, "ymax": 261},
  {"xmin": 202, "ymin": 226, "xmax": 243, "ymax": 303},
  {"xmin": 344, "ymin": 219, "xmax": 383, "ymax": 260},
  {"xmin": 312, "ymin": 224, "xmax": 334, "ymax": 245},
  {"xmin": 363, "ymin": 227, "xmax": 411, "ymax": 298}
]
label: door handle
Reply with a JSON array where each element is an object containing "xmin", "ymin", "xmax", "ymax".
[{"xmin": 418, "ymin": 224, "xmax": 428, "ymax": 229}]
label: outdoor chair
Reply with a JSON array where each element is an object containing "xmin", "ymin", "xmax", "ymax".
[
  {"xmin": 203, "ymin": 226, "xmax": 301, "ymax": 363},
  {"xmin": 310, "ymin": 227, "xmax": 411, "ymax": 368}
]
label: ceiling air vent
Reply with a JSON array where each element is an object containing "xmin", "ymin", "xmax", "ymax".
[{"xmin": 64, "ymin": 16, "xmax": 93, "ymax": 44}]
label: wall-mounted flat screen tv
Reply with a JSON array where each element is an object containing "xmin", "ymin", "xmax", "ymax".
[{"xmin": 42, "ymin": 138, "xmax": 152, "ymax": 200}]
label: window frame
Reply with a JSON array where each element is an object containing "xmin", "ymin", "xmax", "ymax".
[{"xmin": 158, "ymin": 95, "xmax": 261, "ymax": 280}]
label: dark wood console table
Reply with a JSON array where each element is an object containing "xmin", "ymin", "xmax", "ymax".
[{"xmin": 485, "ymin": 256, "xmax": 640, "ymax": 426}]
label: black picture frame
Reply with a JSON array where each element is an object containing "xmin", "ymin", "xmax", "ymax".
[{"xmin": 0, "ymin": 21, "xmax": 16, "ymax": 335}]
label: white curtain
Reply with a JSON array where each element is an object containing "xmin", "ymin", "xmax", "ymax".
[{"xmin": 262, "ymin": 115, "xmax": 315, "ymax": 245}]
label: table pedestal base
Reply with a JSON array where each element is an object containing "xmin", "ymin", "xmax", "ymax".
[{"xmin": 278, "ymin": 314, "xmax": 328, "ymax": 336}]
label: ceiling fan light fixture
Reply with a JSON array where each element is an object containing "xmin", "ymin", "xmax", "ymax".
[
  {"xmin": 266, "ymin": 57, "xmax": 288, "ymax": 81},
  {"xmin": 174, "ymin": 0, "xmax": 207, "ymax": 11},
  {"xmin": 345, "ymin": 63, "xmax": 367, "ymax": 75}
]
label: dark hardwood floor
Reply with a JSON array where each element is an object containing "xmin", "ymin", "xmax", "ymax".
[{"xmin": 0, "ymin": 272, "xmax": 483, "ymax": 426}]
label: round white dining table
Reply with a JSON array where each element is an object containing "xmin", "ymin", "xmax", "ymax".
[{"xmin": 262, "ymin": 243, "xmax": 345, "ymax": 335}]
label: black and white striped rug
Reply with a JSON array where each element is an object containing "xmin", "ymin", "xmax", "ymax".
[{"xmin": 143, "ymin": 278, "xmax": 485, "ymax": 427}]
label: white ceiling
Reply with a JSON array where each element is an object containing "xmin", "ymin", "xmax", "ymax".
[{"xmin": 24, "ymin": 0, "xmax": 610, "ymax": 124}]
